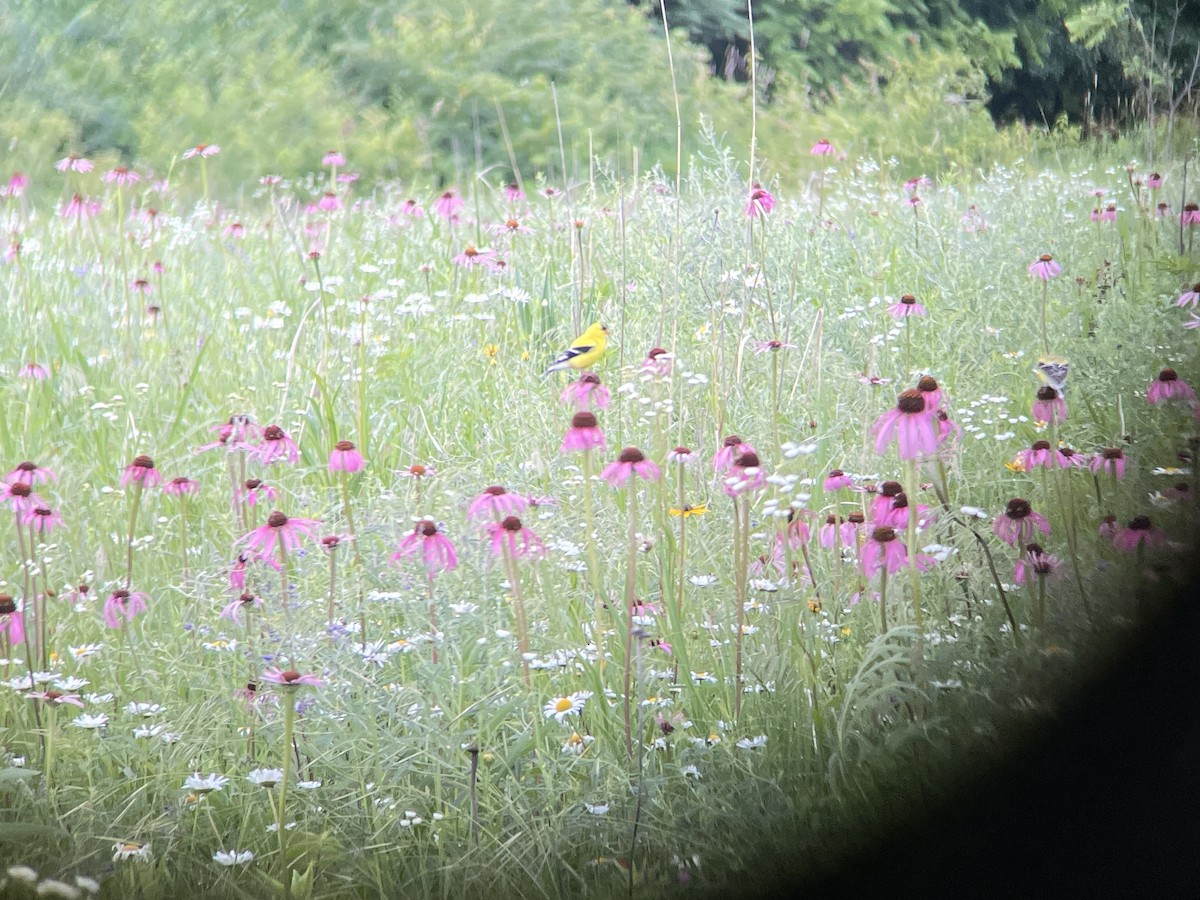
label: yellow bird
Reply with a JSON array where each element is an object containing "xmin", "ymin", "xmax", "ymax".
[{"xmin": 542, "ymin": 322, "xmax": 608, "ymax": 375}]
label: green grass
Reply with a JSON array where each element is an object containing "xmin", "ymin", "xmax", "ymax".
[{"xmin": 0, "ymin": 132, "xmax": 1197, "ymax": 900}]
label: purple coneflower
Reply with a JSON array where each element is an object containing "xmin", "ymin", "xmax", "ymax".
[
  {"xmin": 745, "ymin": 184, "xmax": 775, "ymax": 218},
  {"xmin": 0, "ymin": 595, "xmax": 25, "ymax": 645},
  {"xmin": 602, "ymin": 447, "xmax": 661, "ymax": 487},
  {"xmin": 872, "ymin": 390, "xmax": 937, "ymax": 459},
  {"xmin": 1032, "ymin": 386, "xmax": 1068, "ymax": 425},
  {"xmin": 1111, "ymin": 515, "xmax": 1167, "ymax": 553},
  {"xmin": 1146, "ymin": 368, "xmax": 1195, "ymax": 404},
  {"xmin": 0, "ymin": 480, "xmax": 40, "ymax": 513},
  {"xmin": 1181, "ymin": 202, "xmax": 1200, "ymax": 226},
  {"xmin": 452, "ymin": 245, "xmax": 495, "ymax": 268},
  {"xmin": 434, "ymin": 189, "xmax": 463, "ymax": 220},
  {"xmin": 639, "ymin": 347, "xmax": 673, "ymax": 378},
  {"xmin": 1176, "ymin": 284, "xmax": 1200, "ymax": 308},
  {"xmin": 752, "ymin": 339, "xmax": 797, "ymax": 354},
  {"xmin": 667, "ymin": 446, "xmax": 697, "ymax": 466},
  {"xmin": 1057, "ymin": 446, "xmax": 1088, "ymax": 468},
  {"xmin": 103, "ymin": 589, "xmax": 149, "ymax": 628},
  {"xmin": 1019, "ymin": 440, "xmax": 1056, "ymax": 470},
  {"xmin": 121, "ymin": 455, "xmax": 161, "ymax": 489},
  {"xmin": 391, "ymin": 519, "xmax": 459, "ymax": 576},
  {"xmin": 1028, "ymin": 253, "xmax": 1062, "ymax": 280},
  {"xmin": 861, "ymin": 526, "xmax": 932, "ymax": 578},
  {"xmin": 503, "ymin": 182, "xmax": 525, "ymax": 203},
  {"xmin": 915, "ymin": 375, "xmax": 943, "ymax": 411},
  {"xmin": 1013, "ymin": 543, "xmax": 1062, "ymax": 584},
  {"xmin": 467, "ymin": 485, "xmax": 528, "ymax": 523},
  {"xmin": 1147, "ymin": 173, "xmax": 1163, "ymax": 189},
  {"xmin": 992, "ymin": 498, "xmax": 1051, "ymax": 547},
  {"xmin": 712, "ymin": 435, "xmax": 755, "ymax": 472},
  {"xmin": 869, "ymin": 481, "xmax": 905, "ymax": 521},
  {"xmin": 22, "ymin": 505, "xmax": 62, "ymax": 535},
  {"xmin": 560, "ymin": 373, "xmax": 611, "ymax": 410},
  {"xmin": 322, "ymin": 150, "xmax": 346, "ymax": 167},
  {"xmin": 261, "ymin": 667, "xmax": 323, "ymax": 688},
  {"xmin": 822, "ymin": 469, "xmax": 852, "ymax": 491},
  {"xmin": 19, "ymin": 362, "xmax": 50, "ymax": 381},
  {"xmin": 561, "ymin": 412, "xmax": 606, "ymax": 453},
  {"xmin": 56, "ymin": 154, "xmax": 93, "ymax": 173},
  {"xmin": 182, "ymin": 144, "xmax": 220, "ymax": 159},
  {"xmin": 485, "ymin": 516, "xmax": 544, "ymax": 559},
  {"xmin": 27, "ymin": 690, "xmax": 84, "ymax": 707},
  {"xmin": 220, "ymin": 592, "xmax": 263, "ymax": 625},
  {"xmin": 103, "ymin": 167, "xmax": 140, "ymax": 186},
  {"xmin": 163, "ymin": 476, "xmax": 199, "ymax": 497},
  {"xmin": 7, "ymin": 461, "xmax": 57, "ymax": 485},
  {"xmin": 241, "ymin": 511, "xmax": 322, "ymax": 557},
  {"xmin": 888, "ymin": 294, "xmax": 926, "ymax": 318},
  {"xmin": 328, "ymin": 440, "xmax": 366, "ymax": 473},
  {"xmin": 254, "ymin": 425, "xmax": 299, "ymax": 465},
  {"xmin": 723, "ymin": 451, "xmax": 766, "ymax": 497},
  {"xmin": 810, "ymin": 138, "xmax": 835, "ymax": 156},
  {"xmin": 1090, "ymin": 447, "xmax": 1127, "ymax": 480},
  {"xmin": 239, "ymin": 478, "xmax": 276, "ymax": 507}
]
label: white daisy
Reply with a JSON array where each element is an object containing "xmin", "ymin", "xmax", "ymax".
[
  {"xmin": 212, "ymin": 849, "xmax": 254, "ymax": 866},
  {"xmin": 583, "ymin": 802, "xmax": 609, "ymax": 815},
  {"xmin": 111, "ymin": 842, "xmax": 152, "ymax": 863},
  {"xmin": 542, "ymin": 691, "xmax": 592, "ymax": 722},
  {"xmin": 71, "ymin": 714, "xmax": 108, "ymax": 730},
  {"xmin": 736, "ymin": 735, "xmax": 768, "ymax": 750},
  {"xmin": 247, "ymin": 768, "xmax": 284, "ymax": 788},
  {"xmin": 182, "ymin": 773, "xmax": 229, "ymax": 794}
]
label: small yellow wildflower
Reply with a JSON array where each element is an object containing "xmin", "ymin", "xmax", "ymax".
[
  {"xmin": 839, "ymin": 625, "xmax": 852, "ymax": 638},
  {"xmin": 669, "ymin": 503, "xmax": 708, "ymax": 518},
  {"xmin": 483, "ymin": 343, "xmax": 499, "ymax": 365},
  {"xmin": 1004, "ymin": 456, "xmax": 1026, "ymax": 473},
  {"xmin": 806, "ymin": 598, "xmax": 822, "ymax": 614}
]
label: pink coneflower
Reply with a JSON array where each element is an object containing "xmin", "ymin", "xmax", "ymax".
[
  {"xmin": 220, "ymin": 591, "xmax": 263, "ymax": 624},
  {"xmin": 1146, "ymin": 368, "xmax": 1195, "ymax": 404},
  {"xmin": 819, "ymin": 512, "xmax": 864, "ymax": 550},
  {"xmin": 224, "ymin": 221, "xmax": 246, "ymax": 238},
  {"xmin": 254, "ymin": 425, "xmax": 299, "ymax": 466},
  {"xmin": 1056, "ymin": 445, "xmax": 1088, "ymax": 468},
  {"xmin": 503, "ymin": 182, "xmax": 525, "ymax": 203},
  {"xmin": 723, "ymin": 451, "xmax": 766, "ymax": 497},
  {"xmin": 22, "ymin": 505, "xmax": 63, "ymax": 535},
  {"xmin": 18, "ymin": 362, "xmax": 50, "ymax": 381},
  {"xmin": 1111, "ymin": 515, "xmax": 1167, "ymax": 553},
  {"xmin": 182, "ymin": 144, "xmax": 220, "ymax": 159},
  {"xmin": 713, "ymin": 435, "xmax": 755, "ymax": 472},
  {"xmin": 452, "ymin": 245, "xmax": 494, "ymax": 267},
  {"xmin": 317, "ymin": 191, "xmax": 341, "ymax": 212},
  {"xmin": 399, "ymin": 198, "xmax": 426, "ymax": 218},
  {"xmin": 0, "ymin": 480, "xmax": 40, "ymax": 514},
  {"xmin": 601, "ymin": 447, "xmax": 661, "ymax": 487},
  {"xmin": 485, "ymin": 515, "xmax": 544, "ymax": 559},
  {"xmin": 197, "ymin": 414, "xmax": 261, "ymax": 453},
  {"xmin": 915, "ymin": 375, "xmax": 944, "ymax": 412},
  {"xmin": 752, "ymin": 339, "xmax": 797, "ymax": 354},
  {"xmin": 1032, "ymin": 386, "xmax": 1068, "ymax": 425},
  {"xmin": 861, "ymin": 526, "xmax": 933, "ymax": 578},
  {"xmin": 61, "ymin": 194, "xmax": 98, "ymax": 221},
  {"xmin": 1090, "ymin": 204, "xmax": 1117, "ymax": 223},
  {"xmin": 121, "ymin": 455, "xmax": 161, "ymax": 489},
  {"xmin": 560, "ymin": 372, "xmax": 611, "ymax": 411},
  {"xmin": 1182, "ymin": 203, "xmax": 1200, "ymax": 226},
  {"xmin": 103, "ymin": 589, "xmax": 149, "ymax": 628},
  {"xmin": 163, "ymin": 476, "xmax": 199, "ymax": 497},
  {"xmin": 1090, "ymin": 447, "xmax": 1127, "ymax": 480},
  {"xmin": 1147, "ymin": 173, "xmax": 1164, "ymax": 189},
  {"xmin": 875, "ymin": 492, "xmax": 933, "ymax": 530},
  {"xmin": 869, "ymin": 481, "xmax": 905, "ymax": 521},
  {"xmin": 239, "ymin": 478, "xmax": 276, "ymax": 507},
  {"xmin": 468, "ymin": 485, "xmax": 528, "ymax": 523},
  {"xmin": 0, "ymin": 595, "xmax": 25, "ymax": 645},
  {"xmin": 667, "ymin": 446, "xmax": 697, "ymax": 466},
  {"xmin": 1013, "ymin": 543, "xmax": 1062, "ymax": 584},
  {"xmin": 872, "ymin": 389, "xmax": 937, "ymax": 459},
  {"xmin": 640, "ymin": 347, "xmax": 674, "ymax": 378},
  {"xmin": 103, "ymin": 167, "xmax": 140, "ymax": 186},
  {"xmin": 490, "ymin": 217, "xmax": 533, "ymax": 236},
  {"xmin": 4, "ymin": 240, "xmax": 20, "ymax": 264},
  {"xmin": 888, "ymin": 294, "xmax": 926, "ymax": 318},
  {"xmin": 1028, "ymin": 253, "xmax": 1062, "ymax": 280},
  {"xmin": 745, "ymin": 184, "xmax": 775, "ymax": 218},
  {"xmin": 56, "ymin": 155, "xmax": 93, "ymax": 173},
  {"xmin": 26, "ymin": 690, "xmax": 85, "ymax": 708},
  {"xmin": 934, "ymin": 409, "xmax": 960, "ymax": 451},
  {"xmin": 328, "ymin": 440, "xmax": 366, "ymax": 473},
  {"xmin": 822, "ymin": 469, "xmax": 853, "ymax": 491},
  {"xmin": 391, "ymin": 519, "xmax": 459, "ymax": 576},
  {"xmin": 241, "ymin": 511, "xmax": 322, "ymax": 557},
  {"xmin": 229, "ymin": 549, "xmax": 281, "ymax": 591},
  {"xmin": 3, "ymin": 172, "xmax": 28, "ymax": 197},
  {"xmin": 261, "ymin": 667, "xmax": 323, "ymax": 688},
  {"xmin": 1019, "ymin": 440, "xmax": 1057, "ymax": 470},
  {"xmin": 1175, "ymin": 284, "xmax": 1200, "ymax": 308},
  {"xmin": 561, "ymin": 411, "xmax": 606, "ymax": 453},
  {"xmin": 1156, "ymin": 202, "xmax": 1172, "ymax": 218},
  {"xmin": 434, "ymin": 189, "xmax": 463, "ymax": 220},
  {"xmin": 992, "ymin": 498, "xmax": 1050, "ymax": 547},
  {"xmin": 7, "ymin": 461, "xmax": 57, "ymax": 485},
  {"xmin": 904, "ymin": 176, "xmax": 931, "ymax": 192},
  {"xmin": 399, "ymin": 463, "xmax": 435, "ymax": 480},
  {"xmin": 961, "ymin": 204, "xmax": 989, "ymax": 233},
  {"xmin": 322, "ymin": 151, "xmax": 346, "ymax": 167},
  {"xmin": 810, "ymin": 138, "xmax": 835, "ymax": 156},
  {"xmin": 130, "ymin": 278, "xmax": 152, "ymax": 294}
]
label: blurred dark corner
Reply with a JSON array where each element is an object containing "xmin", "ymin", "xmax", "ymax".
[{"xmin": 732, "ymin": 532, "xmax": 1200, "ymax": 900}]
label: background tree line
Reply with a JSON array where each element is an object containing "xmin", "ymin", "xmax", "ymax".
[{"xmin": 1, "ymin": 0, "xmax": 1195, "ymax": 187}]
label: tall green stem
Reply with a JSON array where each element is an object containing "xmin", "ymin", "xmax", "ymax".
[{"xmin": 622, "ymin": 483, "xmax": 639, "ymax": 762}]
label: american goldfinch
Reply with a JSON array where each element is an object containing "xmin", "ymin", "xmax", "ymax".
[{"xmin": 542, "ymin": 322, "xmax": 608, "ymax": 375}]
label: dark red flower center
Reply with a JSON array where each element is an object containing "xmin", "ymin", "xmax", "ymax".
[
  {"xmin": 580, "ymin": 373, "xmax": 601, "ymax": 385},
  {"xmin": 239, "ymin": 592, "xmax": 255, "ymax": 604},
  {"xmin": 848, "ymin": 512, "xmax": 865, "ymax": 524},
  {"xmin": 917, "ymin": 375, "xmax": 938, "ymax": 392},
  {"xmin": 1127, "ymin": 515, "xmax": 1152, "ymax": 531},
  {"xmin": 501, "ymin": 516, "xmax": 523, "ymax": 532},
  {"xmin": 871, "ymin": 526, "xmax": 897, "ymax": 543},
  {"xmin": 484, "ymin": 485, "xmax": 507, "ymax": 497},
  {"xmin": 733, "ymin": 451, "xmax": 760, "ymax": 468},
  {"xmin": 1032, "ymin": 440, "xmax": 1051, "ymax": 451},
  {"xmin": 571, "ymin": 412, "xmax": 599, "ymax": 429},
  {"xmin": 891, "ymin": 493, "xmax": 908, "ymax": 509},
  {"xmin": 1026, "ymin": 543, "xmax": 1044, "ymax": 555},
  {"xmin": 896, "ymin": 389, "xmax": 925, "ymax": 414},
  {"xmin": 1060, "ymin": 447, "xmax": 1077, "ymax": 458},
  {"xmin": 280, "ymin": 670, "xmax": 302, "ymax": 683},
  {"xmin": 1158, "ymin": 368, "xmax": 1178, "ymax": 382},
  {"xmin": 1101, "ymin": 448, "xmax": 1124, "ymax": 460},
  {"xmin": 1038, "ymin": 253, "xmax": 1054, "ymax": 262},
  {"xmin": 880, "ymin": 480, "xmax": 903, "ymax": 498},
  {"xmin": 32, "ymin": 507, "xmax": 51, "ymax": 518},
  {"xmin": 828, "ymin": 469, "xmax": 844, "ymax": 478},
  {"xmin": 1036, "ymin": 386, "xmax": 1059, "ymax": 401},
  {"xmin": 267, "ymin": 511, "xmax": 289, "ymax": 528},
  {"xmin": 111, "ymin": 589, "xmax": 130, "ymax": 601},
  {"xmin": 419, "ymin": 521, "xmax": 439, "ymax": 537},
  {"xmin": 46, "ymin": 690, "xmax": 63, "ymax": 701},
  {"xmin": 9, "ymin": 483, "xmax": 30, "ymax": 497},
  {"xmin": 901, "ymin": 294, "xmax": 917, "ymax": 305},
  {"xmin": 824, "ymin": 514, "xmax": 839, "ymax": 525},
  {"xmin": 618, "ymin": 447, "xmax": 646, "ymax": 464},
  {"xmin": 132, "ymin": 455, "xmax": 155, "ymax": 469},
  {"xmin": 672, "ymin": 446, "xmax": 692, "ymax": 456},
  {"xmin": 647, "ymin": 347, "xmax": 668, "ymax": 359},
  {"xmin": 1005, "ymin": 498, "xmax": 1032, "ymax": 519},
  {"xmin": 335, "ymin": 440, "xmax": 356, "ymax": 452},
  {"xmin": 263, "ymin": 425, "xmax": 285, "ymax": 441},
  {"xmin": 0, "ymin": 596, "xmax": 15, "ymax": 614},
  {"xmin": 722, "ymin": 435, "xmax": 743, "ymax": 448},
  {"xmin": 15, "ymin": 461, "xmax": 35, "ymax": 473},
  {"xmin": 244, "ymin": 479, "xmax": 263, "ymax": 490}
]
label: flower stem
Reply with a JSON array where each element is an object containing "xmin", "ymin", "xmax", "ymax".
[
  {"xmin": 879, "ymin": 566, "xmax": 889, "ymax": 633},
  {"xmin": 622, "ymin": 482, "xmax": 639, "ymax": 762},
  {"xmin": 581, "ymin": 449, "xmax": 605, "ymax": 644},
  {"xmin": 125, "ymin": 481, "xmax": 144, "ymax": 590},
  {"xmin": 733, "ymin": 496, "xmax": 750, "ymax": 722},
  {"xmin": 277, "ymin": 693, "xmax": 296, "ymax": 900}
]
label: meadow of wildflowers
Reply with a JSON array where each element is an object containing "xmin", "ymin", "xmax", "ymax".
[{"xmin": 0, "ymin": 139, "xmax": 1197, "ymax": 899}]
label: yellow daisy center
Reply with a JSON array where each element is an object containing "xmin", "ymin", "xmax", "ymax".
[{"xmin": 554, "ymin": 698, "xmax": 573, "ymax": 713}]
